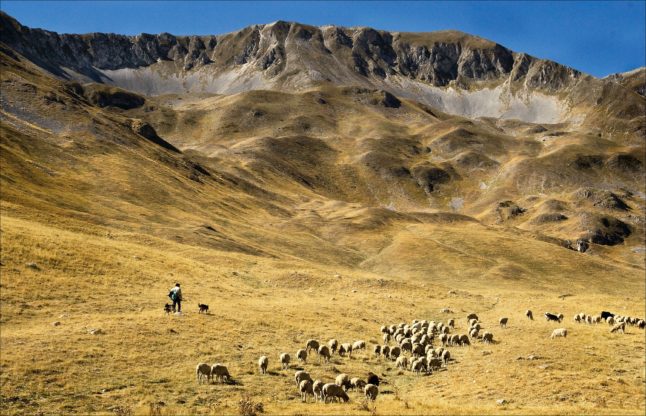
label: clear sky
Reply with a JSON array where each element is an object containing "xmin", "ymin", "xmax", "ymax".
[{"xmin": 1, "ymin": 1, "xmax": 644, "ymax": 77}]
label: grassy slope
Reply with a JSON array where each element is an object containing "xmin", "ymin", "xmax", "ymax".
[{"xmin": 0, "ymin": 46, "xmax": 645, "ymax": 415}]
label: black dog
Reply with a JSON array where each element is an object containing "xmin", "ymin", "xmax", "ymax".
[
  {"xmin": 164, "ymin": 303, "xmax": 172, "ymax": 314},
  {"xmin": 544, "ymin": 312, "xmax": 561, "ymax": 322},
  {"xmin": 198, "ymin": 303, "xmax": 209, "ymax": 314},
  {"xmin": 600, "ymin": 311, "xmax": 615, "ymax": 320}
]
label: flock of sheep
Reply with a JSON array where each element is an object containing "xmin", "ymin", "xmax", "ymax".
[{"xmin": 194, "ymin": 308, "xmax": 645, "ymax": 406}]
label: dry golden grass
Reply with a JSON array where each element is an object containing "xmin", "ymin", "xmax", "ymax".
[{"xmin": 1, "ymin": 213, "xmax": 644, "ymax": 415}]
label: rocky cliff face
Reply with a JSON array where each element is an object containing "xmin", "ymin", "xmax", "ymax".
[{"xmin": 0, "ymin": 12, "xmax": 580, "ymax": 91}]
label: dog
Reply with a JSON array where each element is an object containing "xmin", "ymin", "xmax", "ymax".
[
  {"xmin": 164, "ymin": 303, "xmax": 172, "ymax": 314},
  {"xmin": 198, "ymin": 303, "xmax": 209, "ymax": 314}
]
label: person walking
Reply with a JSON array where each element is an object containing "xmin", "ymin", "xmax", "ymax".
[{"xmin": 168, "ymin": 283, "xmax": 182, "ymax": 313}]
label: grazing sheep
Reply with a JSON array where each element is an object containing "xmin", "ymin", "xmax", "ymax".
[
  {"xmin": 442, "ymin": 349, "xmax": 451, "ymax": 365},
  {"xmin": 395, "ymin": 355, "xmax": 409, "ymax": 369},
  {"xmin": 318, "ymin": 345, "xmax": 331, "ymax": 363},
  {"xmin": 367, "ymin": 372, "xmax": 380, "ymax": 386},
  {"xmin": 482, "ymin": 331, "xmax": 494, "ymax": 343},
  {"xmin": 471, "ymin": 323, "xmax": 481, "ymax": 331},
  {"xmin": 210, "ymin": 363, "xmax": 230, "ymax": 383},
  {"xmin": 327, "ymin": 339, "xmax": 338, "ymax": 354},
  {"xmin": 322, "ymin": 383, "xmax": 349, "ymax": 403},
  {"xmin": 468, "ymin": 318, "xmax": 478, "ymax": 328},
  {"xmin": 550, "ymin": 328, "xmax": 568, "ymax": 339},
  {"xmin": 196, "ymin": 363, "xmax": 211, "ymax": 384},
  {"xmin": 373, "ymin": 344, "xmax": 382, "ymax": 357},
  {"xmin": 382, "ymin": 333, "xmax": 391, "ymax": 344},
  {"xmin": 339, "ymin": 343, "xmax": 353, "ymax": 358},
  {"xmin": 440, "ymin": 333, "xmax": 449, "ymax": 346},
  {"xmin": 352, "ymin": 340, "xmax": 366, "ymax": 351},
  {"xmin": 306, "ymin": 339, "xmax": 320, "ymax": 353},
  {"xmin": 574, "ymin": 314, "xmax": 582, "ymax": 323},
  {"xmin": 400, "ymin": 339, "xmax": 413, "ymax": 353},
  {"xmin": 428, "ymin": 357, "xmax": 442, "ymax": 371},
  {"xmin": 606, "ymin": 316, "xmax": 615, "ymax": 325},
  {"xmin": 638, "ymin": 319, "xmax": 645, "ymax": 329},
  {"xmin": 258, "ymin": 356, "xmax": 269, "ymax": 374},
  {"xmin": 380, "ymin": 325, "xmax": 388, "ymax": 333},
  {"xmin": 459, "ymin": 334, "xmax": 470, "ymax": 346},
  {"xmin": 296, "ymin": 349, "xmax": 307, "ymax": 363},
  {"xmin": 295, "ymin": 370, "xmax": 312, "ymax": 386},
  {"xmin": 335, "ymin": 373, "xmax": 351, "ymax": 390},
  {"xmin": 411, "ymin": 358, "xmax": 426, "ymax": 374},
  {"xmin": 442, "ymin": 326, "xmax": 450, "ymax": 334},
  {"xmin": 280, "ymin": 353, "xmax": 290, "ymax": 370},
  {"xmin": 447, "ymin": 319, "xmax": 455, "ymax": 328},
  {"xmin": 499, "ymin": 317, "xmax": 508, "ymax": 328},
  {"xmin": 450, "ymin": 334, "xmax": 460, "ymax": 346},
  {"xmin": 313, "ymin": 379, "xmax": 324, "ymax": 402},
  {"xmin": 364, "ymin": 383, "xmax": 378, "ymax": 401},
  {"xmin": 350, "ymin": 377, "xmax": 367, "ymax": 391},
  {"xmin": 466, "ymin": 313, "xmax": 479, "ymax": 321},
  {"xmin": 469, "ymin": 328, "xmax": 479, "ymax": 339},
  {"xmin": 299, "ymin": 379, "xmax": 314, "ymax": 402},
  {"xmin": 412, "ymin": 343, "xmax": 425, "ymax": 357},
  {"xmin": 526, "ymin": 310, "xmax": 533, "ymax": 320},
  {"xmin": 585, "ymin": 315, "xmax": 592, "ymax": 324},
  {"xmin": 381, "ymin": 345, "xmax": 390, "ymax": 358},
  {"xmin": 389, "ymin": 346, "xmax": 401, "ymax": 360},
  {"xmin": 610, "ymin": 322, "xmax": 626, "ymax": 333}
]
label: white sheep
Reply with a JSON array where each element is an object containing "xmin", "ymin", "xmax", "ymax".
[
  {"xmin": 335, "ymin": 373, "xmax": 351, "ymax": 390},
  {"xmin": 610, "ymin": 322, "xmax": 625, "ymax": 334},
  {"xmin": 482, "ymin": 331, "xmax": 494, "ymax": 343},
  {"xmin": 352, "ymin": 340, "xmax": 366, "ymax": 351},
  {"xmin": 318, "ymin": 345, "xmax": 331, "ymax": 363},
  {"xmin": 442, "ymin": 349, "xmax": 451, "ymax": 365},
  {"xmin": 313, "ymin": 379, "xmax": 324, "ymax": 402},
  {"xmin": 327, "ymin": 339, "xmax": 338, "ymax": 354},
  {"xmin": 258, "ymin": 356, "xmax": 268, "ymax": 374},
  {"xmin": 550, "ymin": 328, "xmax": 568, "ymax": 339},
  {"xmin": 322, "ymin": 383, "xmax": 349, "ymax": 403},
  {"xmin": 210, "ymin": 363, "xmax": 230, "ymax": 383},
  {"xmin": 196, "ymin": 362, "xmax": 211, "ymax": 384},
  {"xmin": 364, "ymin": 383, "xmax": 378, "ymax": 401},
  {"xmin": 499, "ymin": 317, "xmax": 508, "ymax": 328},
  {"xmin": 299, "ymin": 379, "xmax": 314, "ymax": 403},
  {"xmin": 294, "ymin": 370, "xmax": 312, "ymax": 386},
  {"xmin": 296, "ymin": 349, "xmax": 307, "ymax": 363},
  {"xmin": 395, "ymin": 355, "xmax": 409, "ymax": 369},
  {"xmin": 280, "ymin": 353, "xmax": 290, "ymax": 370},
  {"xmin": 339, "ymin": 343, "xmax": 353, "ymax": 358},
  {"xmin": 373, "ymin": 344, "xmax": 382, "ymax": 357},
  {"xmin": 349, "ymin": 377, "xmax": 366, "ymax": 391},
  {"xmin": 306, "ymin": 339, "xmax": 320, "ymax": 353}
]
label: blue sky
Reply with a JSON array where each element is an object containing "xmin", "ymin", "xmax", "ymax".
[{"xmin": 1, "ymin": 1, "xmax": 644, "ymax": 77}]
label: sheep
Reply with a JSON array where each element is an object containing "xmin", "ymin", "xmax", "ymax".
[
  {"xmin": 280, "ymin": 353, "xmax": 290, "ymax": 370},
  {"xmin": 306, "ymin": 339, "xmax": 320, "ymax": 353},
  {"xmin": 469, "ymin": 328, "xmax": 479, "ymax": 339},
  {"xmin": 482, "ymin": 331, "xmax": 494, "ymax": 343},
  {"xmin": 434, "ymin": 347, "xmax": 445, "ymax": 357},
  {"xmin": 395, "ymin": 355, "xmax": 409, "ymax": 369},
  {"xmin": 349, "ymin": 377, "xmax": 367, "ymax": 391},
  {"xmin": 550, "ymin": 328, "xmax": 568, "ymax": 339},
  {"xmin": 471, "ymin": 322, "xmax": 482, "ymax": 331},
  {"xmin": 468, "ymin": 318, "xmax": 478, "ymax": 328},
  {"xmin": 606, "ymin": 316, "xmax": 615, "ymax": 325},
  {"xmin": 442, "ymin": 349, "xmax": 451, "ymax": 365},
  {"xmin": 428, "ymin": 357, "xmax": 442, "ymax": 371},
  {"xmin": 499, "ymin": 317, "xmax": 508, "ymax": 328},
  {"xmin": 327, "ymin": 339, "xmax": 338, "ymax": 354},
  {"xmin": 442, "ymin": 326, "xmax": 450, "ymax": 334},
  {"xmin": 335, "ymin": 373, "xmax": 351, "ymax": 390},
  {"xmin": 380, "ymin": 325, "xmax": 388, "ymax": 333},
  {"xmin": 557, "ymin": 313, "xmax": 564, "ymax": 322},
  {"xmin": 296, "ymin": 349, "xmax": 308, "ymax": 363},
  {"xmin": 412, "ymin": 343, "xmax": 425, "ymax": 357},
  {"xmin": 339, "ymin": 343, "xmax": 353, "ymax": 358},
  {"xmin": 425, "ymin": 344, "xmax": 435, "ymax": 355},
  {"xmin": 364, "ymin": 383, "xmax": 378, "ymax": 401},
  {"xmin": 447, "ymin": 318, "xmax": 455, "ymax": 328},
  {"xmin": 196, "ymin": 363, "xmax": 211, "ymax": 384},
  {"xmin": 367, "ymin": 372, "xmax": 380, "ymax": 386},
  {"xmin": 322, "ymin": 383, "xmax": 349, "ymax": 403},
  {"xmin": 526, "ymin": 309, "xmax": 533, "ymax": 320},
  {"xmin": 295, "ymin": 370, "xmax": 312, "ymax": 386},
  {"xmin": 638, "ymin": 319, "xmax": 645, "ymax": 329},
  {"xmin": 313, "ymin": 379, "xmax": 324, "ymax": 402},
  {"xmin": 544, "ymin": 312, "xmax": 561, "ymax": 322},
  {"xmin": 381, "ymin": 345, "xmax": 390, "ymax": 358},
  {"xmin": 352, "ymin": 340, "xmax": 366, "ymax": 352},
  {"xmin": 382, "ymin": 333, "xmax": 391, "ymax": 344},
  {"xmin": 610, "ymin": 322, "xmax": 626, "ymax": 334},
  {"xmin": 411, "ymin": 358, "xmax": 426, "ymax": 375},
  {"xmin": 258, "ymin": 356, "xmax": 269, "ymax": 374},
  {"xmin": 210, "ymin": 363, "xmax": 230, "ymax": 383},
  {"xmin": 593, "ymin": 315, "xmax": 602, "ymax": 324},
  {"xmin": 450, "ymin": 334, "xmax": 460, "ymax": 346},
  {"xmin": 585, "ymin": 315, "xmax": 592, "ymax": 324},
  {"xmin": 574, "ymin": 314, "xmax": 582, "ymax": 323},
  {"xmin": 373, "ymin": 344, "xmax": 382, "ymax": 357},
  {"xmin": 459, "ymin": 334, "xmax": 470, "ymax": 346},
  {"xmin": 299, "ymin": 379, "xmax": 314, "ymax": 403},
  {"xmin": 440, "ymin": 333, "xmax": 449, "ymax": 346},
  {"xmin": 400, "ymin": 339, "xmax": 413, "ymax": 353},
  {"xmin": 389, "ymin": 346, "xmax": 401, "ymax": 360},
  {"xmin": 318, "ymin": 345, "xmax": 331, "ymax": 363},
  {"xmin": 466, "ymin": 313, "xmax": 479, "ymax": 321}
]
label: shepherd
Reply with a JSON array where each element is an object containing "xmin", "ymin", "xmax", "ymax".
[{"xmin": 168, "ymin": 283, "xmax": 182, "ymax": 313}]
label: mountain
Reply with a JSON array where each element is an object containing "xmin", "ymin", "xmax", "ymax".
[{"xmin": 0, "ymin": 13, "xmax": 644, "ymax": 415}]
